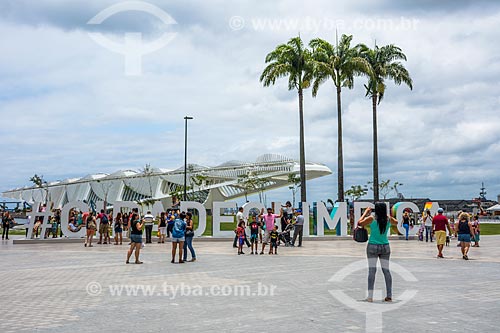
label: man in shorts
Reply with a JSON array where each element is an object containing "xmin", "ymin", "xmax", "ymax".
[
  {"xmin": 258, "ymin": 207, "xmax": 282, "ymax": 255},
  {"xmin": 432, "ymin": 208, "xmax": 452, "ymax": 258},
  {"xmin": 97, "ymin": 209, "xmax": 110, "ymax": 244}
]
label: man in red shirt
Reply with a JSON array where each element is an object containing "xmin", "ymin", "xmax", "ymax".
[{"xmin": 432, "ymin": 208, "xmax": 452, "ymax": 258}]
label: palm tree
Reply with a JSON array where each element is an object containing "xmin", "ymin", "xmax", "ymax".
[
  {"xmin": 358, "ymin": 43, "xmax": 413, "ymax": 201},
  {"xmin": 310, "ymin": 34, "xmax": 371, "ymax": 202},
  {"xmin": 260, "ymin": 36, "xmax": 313, "ymax": 202}
]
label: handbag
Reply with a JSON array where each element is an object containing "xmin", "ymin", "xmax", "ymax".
[
  {"xmin": 185, "ymin": 230, "xmax": 194, "ymax": 237},
  {"xmin": 353, "ymin": 226, "xmax": 368, "ymax": 243}
]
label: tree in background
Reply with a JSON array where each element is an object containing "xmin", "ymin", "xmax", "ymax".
[
  {"xmin": 310, "ymin": 34, "xmax": 371, "ymax": 202},
  {"xmin": 30, "ymin": 174, "xmax": 49, "ymax": 205},
  {"xmin": 345, "ymin": 185, "xmax": 368, "ymax": 202},
  {"xmin": 359, "ymin": 43, "xmax": 413, "ymax": 201},
  {"xmin": 260, "ymin": 36, "xmax": 313, "ymax": 203},
  {"xmin": 367, "ymin": 179, "xmax": 403, "ymax": 200}
]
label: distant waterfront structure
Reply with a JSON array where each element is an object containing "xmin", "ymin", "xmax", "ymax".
[{"xmin": 2, "ymin": 154, "xmax": 331, "ymax": 208}]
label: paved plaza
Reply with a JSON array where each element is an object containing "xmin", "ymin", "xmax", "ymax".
[{"xmin": 1, "ymin": 236, "xmax": 499, "ymax": 332}]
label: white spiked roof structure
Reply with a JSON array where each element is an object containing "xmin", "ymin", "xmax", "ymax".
[{"xmin": 2, "ymin": 154, "xmax": 332, "ymax": 208}]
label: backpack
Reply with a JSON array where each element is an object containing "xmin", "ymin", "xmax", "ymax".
[
  {"xmin": 101, "ymin": 214, "xmax": 108, "ymax": 224},
  {"xmin": 173, "ymin": 219, "xmax": 185, "ymax": 236}
]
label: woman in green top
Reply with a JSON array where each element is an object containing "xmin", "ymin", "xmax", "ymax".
[{"xmin": 358, "ymin": 203, "xmax": 398, "ymax": 302}]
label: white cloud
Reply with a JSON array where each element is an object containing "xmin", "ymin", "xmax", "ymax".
[{"xmin": 1, "ymin": 0, "xmax": 500, "ymax": 202}]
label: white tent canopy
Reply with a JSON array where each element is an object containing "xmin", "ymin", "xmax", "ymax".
[{"xmin": 486, "ymin": 204, "xmax": 500, "ymax": 211}]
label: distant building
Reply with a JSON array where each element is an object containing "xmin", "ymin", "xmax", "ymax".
[{"xmin": 2, "ymin": 154, "xmax": 331, "ymax": 208}]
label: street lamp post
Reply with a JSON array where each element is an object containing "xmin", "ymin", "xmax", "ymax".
[{"xmin": 183, "ymin": 116, "xmax": 193, "ymax": 202}]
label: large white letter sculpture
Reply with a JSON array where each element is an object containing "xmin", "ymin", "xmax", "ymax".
[
  {"xmin": 61, "ymin": 201, "xmax": 88, "ymax": 238},
  {"xmin": 301, "ymin": 202, "xmax": 310, "ymax": 237},
  {"xmin": 26, "ymin": 202, "xmax": 54, "ymax": 239},
  {"xmin": 212, "ymin": 201, "xmax": 236, "ymax": 238},
  {"xmin": 181, "ymin": 201, "xmax": 207, "ymax": 237},
  {"xmin": 353, "ymin": 202, "xmax": 375, "ymax": 230},
  {"xmin": 316, "ymin": 202, "xmax": 349, "ymax": 236},
  {"xmin": 392, "ymin": 202, "xmax": 420, "ymax": 236}
]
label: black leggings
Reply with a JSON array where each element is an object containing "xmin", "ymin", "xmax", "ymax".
[{"xmin": 2, "ymin": 223, "xmax": 9, "ymax": 239}]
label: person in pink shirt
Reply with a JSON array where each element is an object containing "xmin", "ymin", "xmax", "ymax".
[{"xmin": 258, "ymin": 207, "xmax": 282, "ymax": 255}]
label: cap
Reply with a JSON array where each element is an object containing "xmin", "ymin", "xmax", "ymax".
[
  {"xmin": 437, "ymin": 208, "xmax": 444, "ymax": 213},
  {"xmin": 296, "ymin": 209, "xmax": 302, "ymax": 213}
]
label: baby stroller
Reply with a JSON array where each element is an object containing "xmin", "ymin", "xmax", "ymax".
[
  {"xmin": 417, "ymin": 224, "xmax": 424, "ymax": 241},
  {"xmin": 278, "ymin": 223, "xmax": 295, "ymax": 247}
]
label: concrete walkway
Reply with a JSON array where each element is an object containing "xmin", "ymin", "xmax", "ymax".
[{"xmin": 0, "ymin": 235, "xmax": 498, "ymax": 332}]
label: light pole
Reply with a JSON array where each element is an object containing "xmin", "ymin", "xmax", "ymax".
[{"xmin": 183, "ymin": 116, "xmax": 193, "ymax": 202}]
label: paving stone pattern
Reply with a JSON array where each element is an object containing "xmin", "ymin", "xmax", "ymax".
[{"xmin": 0, "ymin": 236, "xmax": 499, "ymax": 332}]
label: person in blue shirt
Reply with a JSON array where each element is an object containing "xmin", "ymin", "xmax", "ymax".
[
  {"xmin": 358, "ymin": 203, "xmax": 398, "ymax": 303},
  {"xmin": 171, "ymin": 212, "xmax": 187, "ymax": 264}
]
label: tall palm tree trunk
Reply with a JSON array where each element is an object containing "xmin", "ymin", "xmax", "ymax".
[
  {"xmin": 336, "ymin": 86, "xmax": 344, "ymax": 202},
  {"xmin": 298, "ymin": 88, "xmax": 307, "ymax": 202},
  {"xmin": 372, "ymin": 94, "xmax": 379, "ymax": 201}
]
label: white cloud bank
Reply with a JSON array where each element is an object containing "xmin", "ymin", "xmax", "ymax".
[{"xmin": 0, "ymin": 0, "xmax": 499, "ymax": 202}]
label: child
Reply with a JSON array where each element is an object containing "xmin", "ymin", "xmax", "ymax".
[
  {"xmin": 51, "ymin": 216, "xmax": 58, "ymax": 238},
  {"xmin": 249, "ymin": 215, "xmax": 260, "ymax": 254},
  {"xmin": 269, "ymin": 225, "xmax": 279, "ymax": 255},
  {"xmin": 235, "ymin": 221, "xmax": 246, "ymax": 255},
  {"xmin": 418, "ymin": 223, "xmax": 424, "ymax": 242}
]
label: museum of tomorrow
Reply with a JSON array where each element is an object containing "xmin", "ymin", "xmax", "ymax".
[{"xmin": 2, "ymin": 154, "xmax": 332, "ymax": 209}]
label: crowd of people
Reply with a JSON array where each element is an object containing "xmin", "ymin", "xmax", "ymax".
[
  {"xmin": 76, "ymin": 208, "xmax": 197, "ymax": 264},
  {"xmin": 233, "ymin": 201, "xmax": 305, "ymax": 255},
  {"xmin": 1, "ymin": 200, "xmax": 491, "ymax": 305},
  {"xmin": 414, "ymin": 209, "xmax": 481, "ymax": 257}
]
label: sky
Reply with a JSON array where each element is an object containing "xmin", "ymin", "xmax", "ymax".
[{"xmin": 1, "ymin": 0, "xmax": 499, "ymax": 203}]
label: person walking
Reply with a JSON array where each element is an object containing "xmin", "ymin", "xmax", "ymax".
[
  {"xmin": 358, "ymin": 203, "xmax": 399, "ymax": 302},
  {"xmin": 143, "ymin": 211, "xmax": 155, "ymax": 244},
  {"xmin": 126, "ymin": 213, "xmax": 144, "ymax": 264},
  {"xmin": 84, "ymin": 212, "xmax": 97, "ymax": 247},
  {"xmin": 291, "ymin": 209, "xmax": 304, "ymax": 247},
  {"xmin": 183, "ymin": 212, "xmax": 196, "ymax": 262},
  {"xmin": 171, "ymin": 212, "xmax": 187, "ymax": 263},
  {"xmin": 457, "ymin": 212, "xmax": 475, "ymax": 260},
  {"xmin": 432, "ymin": 208, "xmax": 452, "ymax": 258},
  {"xmin": 423, "ymin": 210, "xmax": 433, "ymax": 242}
]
